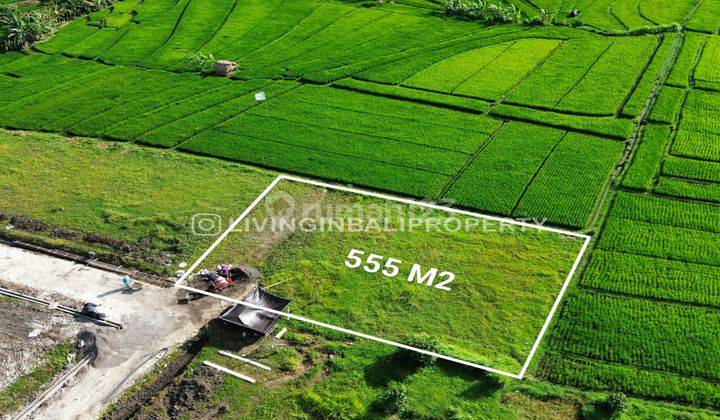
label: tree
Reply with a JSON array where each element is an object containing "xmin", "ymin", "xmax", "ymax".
[
  {"xmin": 606, "ymin": 392, "xmax": 629, "ymax": 417},
  {"xmin": 400, "ymin": 335, "xmax": 440, "ymax": 366},
  {"xmin": 376, "ymin": 381, "xmax": 408, "ymax": 416}
]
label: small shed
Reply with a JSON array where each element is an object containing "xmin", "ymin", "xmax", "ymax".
[{"xmin": 219, "ymin": 287, "xmax": 290, "ymax": 336}]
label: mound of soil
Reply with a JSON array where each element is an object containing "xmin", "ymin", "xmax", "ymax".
[
  {"xmin": 76, "ymin": 331, "xmax": 98, "ymax": 364},
  {"xmin": 166, "ymin": 365, "xmax": 224, "ymax": 418},
  {"xmin": 0, "ymin": 211, "xmax": 175, "ymax": 267}
]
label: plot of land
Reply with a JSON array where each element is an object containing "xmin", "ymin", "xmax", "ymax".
[
  {"xmin": 179, "ymin": 178, "xmax": 587, "ymax": 376},
  {"xmin": 2, "ymin": 0, "xmax": 720, "ymax": 415}
]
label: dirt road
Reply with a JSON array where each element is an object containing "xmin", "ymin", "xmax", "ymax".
[{"xmin": 0, "ymin": 243, "xmax": 224, "ymax": 419}]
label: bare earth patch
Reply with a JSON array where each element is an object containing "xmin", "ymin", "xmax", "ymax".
[{"xmin": 0, "ymin": 290, "xmax": 80, "ymax": 389}]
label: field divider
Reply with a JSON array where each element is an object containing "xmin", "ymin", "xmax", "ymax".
[
  {"xmin": 136, "ymin": 0, "xmax": 192, "ymax": 64},
  {"xmin": 494, "ymin": 38, "xmax": 565, "ymax": 108},
  {"xmin": 298, "ymin": 17, "xmax": 450, "ymax": 78},
  {"xmin": 281, "ymin": 95, "xmax": 493, "ymax": 135},
  {"xmin": 449, "ymin": 41, "xmax": 516, "ymax": 94},
  {"xmin": 549, "ymin": 351, "xmax": 720, "ymax": 385},
  {"xmin": 486, "ymin": 107, "xmax": 629, "ymax": 141},
  {"xmin": 553, "ymin": 41, "xmax": 614, "ymax": 108},
  {"xmin": 577, "ymin": 282, "xmax": 720, "ymax": 313},
  {"xmin": 438, "ymin": 120, "xmax": 507, "ymax": 199},
  {"xmin": 616, "ymin": 36, "xmax": 664, "ymax": 118},
  {"xmin": 65, "ymin": 72, "xmax": 193, "ymax": 135},
  {"xmin": 209, "ymin": 128, "xmax": 453, "ymax": 176},
  {"xmin": 608, "ymin": 7, "xmax": 630, "ymax": 31},
  {"xmin": 498, "ymin": 99, "xmax": 616, "ymax": 118},
  {"xmin": 65, "ymin": 73, "xmax": 201, "ymax": 135},
  {"xmin": 170, "ymin": 83, "xmax": 304, "ymax": 150},
  {"xmin": 0, "ymin": 61, "xmax": 115, "ymax": 115},
  {"xmin": 646, "ymin": 179, "xmax": 720, "ymax": 205},
  {"xmin": 510, "ymin": 132, "xmax": 567, "ymax": 214},
  {"xmin": 377, "ymin": 28, "xmax": 532, "ymax": 85},
  {"xmin": 242, "ymin": 109, "xmax": 473, "ymax": 155},
  {"xmin": 597, "ymin": 236, "xmax": 720, "ymax": 268},
  {"xmin": 262, "ymin": 9, "xmax": 387, "ymax": 66},
  {"xmin": 653, "ymin": 37, "xmax": 707, "ymax": 189},
  {"xmin": 284, "ymin": 15, "xmax": 419, "ymax": 73},
  {"xmin": 241, "ymin": 2, "xmax": 348, "ymax": 63},
  {"xmin": 331, "ymin": 80, "xmax": 493, "ymax": 116},
  {"xmin": 191, "ymin": 0, "xmax": 241, "ymax": 54},
  {"xmin": 103, "ymin": 82, "xmax": 232, "ymax": 138}
]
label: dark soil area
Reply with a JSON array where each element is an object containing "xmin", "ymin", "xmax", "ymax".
[
  {"xmin": 102, "ymin": 336, "xmax": 208, "ymax": 420},
  {"xmin": 165, "ymin": 365, "xmax": 225, "ymax": 418},
  {"xmin": 0, "ymin": 211, "xmax": 179, "ymax": 275}
]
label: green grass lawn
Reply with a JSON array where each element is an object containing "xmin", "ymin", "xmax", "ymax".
[
  {"xmin": 192, "ymin": 179, "xmax": 585, "ymax": 374},
  {"xmin": 0, "ymin": 129, "xmax": 276, "ymax": 272},
  {"xmin": 132, "ymin": 320, "xmax": 720, "ymax": 419}
]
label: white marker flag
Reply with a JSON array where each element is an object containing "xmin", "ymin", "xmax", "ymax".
[{"xmin": 255, "ymin": 91, "xmax": 266, "ymax": 101}]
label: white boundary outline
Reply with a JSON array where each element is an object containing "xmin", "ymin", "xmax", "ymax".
[{"xmin": 175, "ymin": 174, "xmax": 591, "ymax": 379}]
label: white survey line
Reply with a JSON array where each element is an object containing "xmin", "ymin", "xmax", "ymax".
[
  {"xmin": 174, "ymin": 176, "xmax": 284, "ymax": 287},
  {"xmin": 204, "ymin": 361, "xmax": 256, "ymax": 383},
  {"xmin": 277, "ymin": 174, "xmax": 591, "ymax": 239},
  {"xmin": 177, "ymin": 175, "xmax": 591, "ymax": 379},
  {"xmin": 184, "ymin": 283, "xmax": 522, "ymax": 379},
  {"xmin": 517, "ymin": 235, "xmax": 591, "ymax": 378},
  {"xmin": 218, "ymin": 350, "xmax": 271, "ymax": 371}
]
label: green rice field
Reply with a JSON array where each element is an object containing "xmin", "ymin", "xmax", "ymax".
[{"xmin": 2, "ymin": 0, "xmax": 720, "ymax": 416}]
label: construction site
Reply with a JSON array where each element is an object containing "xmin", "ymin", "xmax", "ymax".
[{"xmin": 0, "ymin": 235, "xmax": 304, "ymax": 419}]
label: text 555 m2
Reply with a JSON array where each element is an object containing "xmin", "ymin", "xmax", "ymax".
[{"xmin": 343, "ymin": 249, "xmax": 454, "ymax": 291}]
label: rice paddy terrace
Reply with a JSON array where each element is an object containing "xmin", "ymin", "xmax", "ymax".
[{"xmin": 1, "ymin": 0, "xmax": 720, "ymax": 412}]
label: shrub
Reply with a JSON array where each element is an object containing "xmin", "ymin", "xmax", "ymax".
[
  {"xmin": 186, "ymin": 52, "xmax": 216, "ymax": 74},
  {"xmin": 0, "ymin": 5, "xmax": 55, "ymax": 51},
  {"xmin": 400, "ymin": 335, "xmax": 440, "ymax": 366},
  {"xmin": 444, "ymin": 0, "xmax": 521, "ymax": 23},
  {"xmin": 0, "ymin": 0, "xmax": 113, "ymax": 51},
  {"xmin": 42, "ymin": 0, "xmax": 113, "ymax": 20},
  {"xmin": 606, "ymin": 392, "xmax": 629, "ymax": 417},
  {"xmin": 375, "ymin": 381, "xmax": 408, "ymax": 416}
]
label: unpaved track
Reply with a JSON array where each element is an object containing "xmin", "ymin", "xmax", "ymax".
[{"xmin": 0, "ymin": 244, "xmax": 224, "ymax": 419}]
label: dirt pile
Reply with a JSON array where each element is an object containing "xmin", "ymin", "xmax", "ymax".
[
  {"xmin": 76, "ymin": 331, "xmax": 99, "ymax": 364},
  {"xmin": 166, "ymin": 365, "xmax": 224, "ymax": 417},
  {"xmin": 0, "ymin": 211, "xmax": 176, "ymax": 267}
]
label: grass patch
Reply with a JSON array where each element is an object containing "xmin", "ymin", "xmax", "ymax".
[
  {"xmin": 0, "ymin": 129, "xmax": 276, "ymax": 271},
  {"xmin": 192, "ymin": 179, "xmax": 585, "ymax": 373},
  {"xmin": 0, "ymin": 340, "xmax": 75, "ymax": 416}
]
